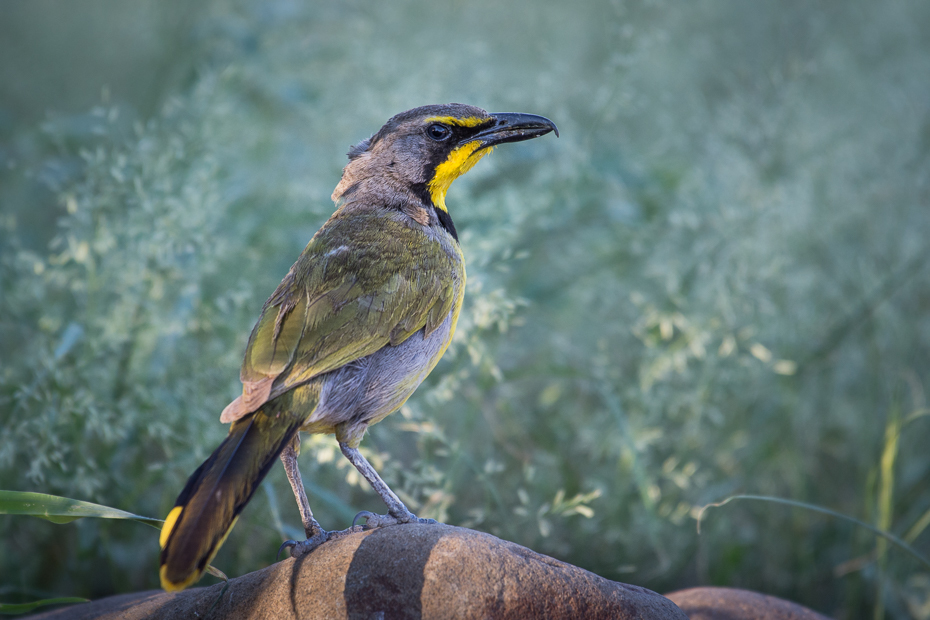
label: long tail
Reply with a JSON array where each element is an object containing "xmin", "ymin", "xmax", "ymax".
[{"xmin": 158, "ymin": 402, "xmax": 304, "ymax": 591}]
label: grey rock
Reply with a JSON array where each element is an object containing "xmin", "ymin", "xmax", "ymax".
[
  {"xmin": 666, "ymin": 587, "xmax": 830, "ymax": 619},
  {"xmin": 32, "ymin": 524, "xmax": 687, "ymax": 619}
]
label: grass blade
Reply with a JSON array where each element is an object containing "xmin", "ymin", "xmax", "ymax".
[
  {"xmin": 696, "ymin": 494, "xmax": 930, "ymax": 570},
  {"xmin": 0, "ymin": 597, "xmax": 88, "ymax": 615},
  {"xmin": 0, "ymin": 491, "xmax": 163, "ymax": 530}
]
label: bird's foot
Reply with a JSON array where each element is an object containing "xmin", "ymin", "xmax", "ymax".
[
  {"xmin": 277, "ymin": 524, "xmax": 370, "ymax": 560},
  {"xmin": 277, "ymin": 527, "xmax": 331, "ymax": 560},
  {"xmin": 352, "ymin": 509, "xmax": 438, "ymax": 530}
]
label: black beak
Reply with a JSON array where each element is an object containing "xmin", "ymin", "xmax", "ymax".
[{"xmin": 472, "ymin": 112, "xmax": 559, "ymax": 149}]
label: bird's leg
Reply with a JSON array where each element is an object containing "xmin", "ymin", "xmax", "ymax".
[
  {"xmin": 277, "ymin": 437, "xmax": 329, "ymax": 559},
  {"xmin": 280, "ymin": 439, "xmax": 323, "ymax": 538},
  {"xmin": 339, "ymin": 442, "xmax": 437, "ymax": 529}
]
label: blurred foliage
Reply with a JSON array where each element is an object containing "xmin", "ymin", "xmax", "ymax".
[{"xmin": 1, "ymin": 0, "xmax": 929, "ymax": 617}]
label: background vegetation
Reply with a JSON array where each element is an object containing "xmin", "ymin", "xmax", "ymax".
[{"xmin": 2, "ymin": 0, "xmax": 929, "ymax": 617}]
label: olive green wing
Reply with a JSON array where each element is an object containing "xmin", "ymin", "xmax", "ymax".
[
  {"xmin": 274, "ymin": 227, "xmax": 459, "ymax": 391},
  {"xmin": 218, "ymin": 272, "xmax": 305, "ymax": 422},
  {"xmin": 221, "ymin": 217, "xmax": 458, "ymax": 422}
]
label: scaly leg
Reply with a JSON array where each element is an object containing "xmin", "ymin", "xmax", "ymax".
[
  {"xmin": 339, "ymin": 442, "xmax": 437, "ymax": 529},
  {"xmin": 277, "ymin": 437, "xmax": 329, "ymax": 558},
  {"xmin": 280, "ymin": 439, "xmax": 323, "ymax": 538}
]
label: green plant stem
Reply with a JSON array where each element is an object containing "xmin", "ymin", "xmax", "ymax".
[{"xmin": 696, "ymin": 494, "xmax": 930, "ymax": 571}]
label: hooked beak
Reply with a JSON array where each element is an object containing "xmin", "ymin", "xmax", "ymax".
[{"xmin": 471, "ymin": 112, "xmax": 559, "ymax": 149}]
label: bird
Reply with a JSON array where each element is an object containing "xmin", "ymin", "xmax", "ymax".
[{"xmin": 157, "ymin": 103, "xmax": 557, "ymax": 591}]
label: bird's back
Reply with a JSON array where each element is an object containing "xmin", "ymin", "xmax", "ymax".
[{"xmin": 285, "ymin": 206, "xmax": 466, "ymax": 443}]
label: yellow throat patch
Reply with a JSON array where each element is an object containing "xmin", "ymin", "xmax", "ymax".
[{"xmin": 428, "ymin": 140, "xmax": 491, "ymax": 213}]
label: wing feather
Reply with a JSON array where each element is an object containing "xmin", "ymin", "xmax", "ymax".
[{"xmin": 221, "ymin": 213, "xmax": 461, "ymax": 420}]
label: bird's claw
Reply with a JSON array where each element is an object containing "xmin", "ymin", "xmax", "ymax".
[
  {"xmin": 276, "ymin": 528, "xmax": 330, "ymax": 560},
  {"xmin": 352, "ymin": 510, "xmax": 378, "ymax": 528},
  {"xmin": 277, "ymin": 539, "xmax": 298, "ymax": 561}
]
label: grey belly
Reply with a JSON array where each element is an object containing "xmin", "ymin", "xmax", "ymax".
[{"xmin": 307, "ymin": 308, "xmax": 454, "ymax": 429}]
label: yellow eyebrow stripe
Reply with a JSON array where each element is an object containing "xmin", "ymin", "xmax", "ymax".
[{"xmin": 423, "ymin": 115, "xmax": 491, "ymax": 128}]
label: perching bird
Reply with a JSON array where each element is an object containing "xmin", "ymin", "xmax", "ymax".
[{"xmin": 158, "ymin": 103, "xmax": 557, "ymax": 591}]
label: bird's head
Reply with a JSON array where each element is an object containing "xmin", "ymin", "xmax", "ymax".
[{"xmin": 332, "ymin": 103, "xmax": 557, "ymax": 233}]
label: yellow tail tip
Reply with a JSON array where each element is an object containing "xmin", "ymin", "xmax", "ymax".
[
  {"xmin": 159, "ymin": 506, "xmax": 184, "ymax": 549},
  {"xmin": 160, "ymin": 506, "xmax": 197, "ymax": 591},
  {"xmin": 159, "ymin": 564, "xmax": 199, "ymax": 592},
  {"xmin": 158, "ymin": 514, "xmax": 240, "ymax": 591}
]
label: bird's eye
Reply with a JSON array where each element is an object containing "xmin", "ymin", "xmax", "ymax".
[{"xmin": 426, "ymin": 124, "xmax": 452, "ymax": 142}]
